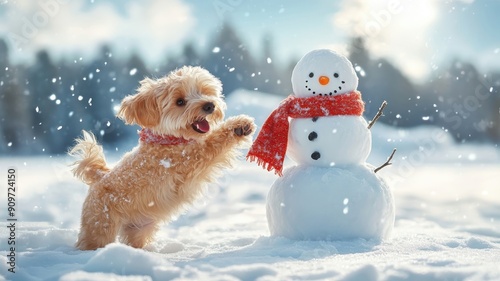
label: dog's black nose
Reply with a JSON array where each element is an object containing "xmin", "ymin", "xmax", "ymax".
[{"xmin": 203, "ymin": 102, "xmax": 215, "ymax": 114}]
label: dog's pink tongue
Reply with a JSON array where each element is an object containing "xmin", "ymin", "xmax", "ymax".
[{"xmin": 194, "ymin": 119, "xmax": 210, "ymax": 133}]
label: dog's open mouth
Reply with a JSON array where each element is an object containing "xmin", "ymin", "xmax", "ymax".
[{"xmin": 192, "ymin": 118, "xmax": 210, "ymax": 134}]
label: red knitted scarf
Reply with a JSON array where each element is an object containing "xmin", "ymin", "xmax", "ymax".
[
  {"xmin": 139, "ymin": 129, "xmax": 191, "ymax": 145},
  {"xmin": 246, "ymin": 91, "xmax": 364, "ymax": 176}
]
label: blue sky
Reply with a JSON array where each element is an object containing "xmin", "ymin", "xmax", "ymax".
[{"xmin": 0, "ymin": 0, "xmax": 498, "ymax": 82}]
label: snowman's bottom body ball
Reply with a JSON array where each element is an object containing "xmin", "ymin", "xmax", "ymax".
[{"xmin": 266, "ymin": 164, "xmax": 394, "ymax": 241}]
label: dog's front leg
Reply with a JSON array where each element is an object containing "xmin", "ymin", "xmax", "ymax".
[
  {"xmin": 204, "ymin": 115, "xmax": 255, "ymax": 156},
  {"xmin": 174, "ymin": 115, "xmax": 255, "ymax": 201}
]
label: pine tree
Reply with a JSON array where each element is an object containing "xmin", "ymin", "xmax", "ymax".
[
  {"xmin": 256, "ymin": 34, "xmax": 281, "ymax": 94},
  {"xmin": 433, "ymin": 60, "xmax": 498, "ymax": 142},
  {"xmin": 203, "ymin": 22, "xmax": 257, "ymax": 96},
  {"xmin": 0, "ymin": 39, "xmax": 33, "ymax": 154},
  {"xmin": 348, "ymin": 37, "xmax": 419, "ymax": 126}
]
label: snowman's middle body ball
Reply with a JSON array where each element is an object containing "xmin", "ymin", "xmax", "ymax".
[
  {"xmin": 266, "ymin": 164, "xmax": 395, "ymax": 241},
  {"xmin": 287, "ymin": 115, "xmax": 372, "ymax": 166}
]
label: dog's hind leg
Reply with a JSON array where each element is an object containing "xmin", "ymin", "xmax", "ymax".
[
  {"xmin": 119, "ymin": 219, "xmax": 159, "ymax": 249},
  {"xmin": 75, "ymin": 195, "xmax": 120, "ymax": 250},
  {"xmin": 76, "ymin": 216, "xmax": 120, "ymax": 250}
]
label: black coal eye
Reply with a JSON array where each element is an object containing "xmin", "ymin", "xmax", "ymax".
[
  {"xmin": 333, "ymin": 73, "xmax": 339, "ymax": 78},
  {"xmin": 176, "ymin": 98, "xmax": 186, "ymax": 106},
  {"xmin": 309, "ymin": 72, "xmax": 314, "ymax": 78}
]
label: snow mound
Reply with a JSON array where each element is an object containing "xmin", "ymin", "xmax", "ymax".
[
  {"xmin": 82, "ymin": 243, "xmax": 165, "ymax": 276},
  {"xmin": 60, "ymin": 271, "xmax": 152, "ymax": 281}
]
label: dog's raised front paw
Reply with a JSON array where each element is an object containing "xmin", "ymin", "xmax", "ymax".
[
  {"xmin": 225, "ymin": 115, "xmax": 256, "ymax": 138},
  {"xmin": 234, "ymin": 124, "xmax": 253, "ymax": 136}
]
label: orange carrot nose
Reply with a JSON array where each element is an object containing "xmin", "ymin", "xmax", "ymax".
[{"xmin": 319, "ymin": 76, "xmax": 329, "ymax": 85}]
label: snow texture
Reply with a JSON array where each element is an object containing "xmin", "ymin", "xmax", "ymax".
[
  {"xmin": 266, "ymin": 164, "xmax": 394, "ymax": 241},
  {"xmin": 159, "ymin": 159, "xmax": 172, "ymax": 169},
  {"xmin": 0, "ymin": 90, "xmax": 499, "ymax": 281}
]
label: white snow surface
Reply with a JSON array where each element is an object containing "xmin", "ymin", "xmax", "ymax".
[{"xmin": 0, "ymin": 89, "xmax": 499, "ymax": 281}]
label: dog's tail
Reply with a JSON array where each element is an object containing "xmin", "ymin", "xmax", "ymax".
[{"xmin": 69, "ymin": 130, "xmax": 110, "ymax": 185}]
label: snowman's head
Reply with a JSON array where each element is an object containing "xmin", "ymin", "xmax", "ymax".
[{"xmin": 291, "ymin": 49, "xmax": 358, "ymax": 98}]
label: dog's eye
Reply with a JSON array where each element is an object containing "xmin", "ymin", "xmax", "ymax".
[{"xmin": 176, "ymin": 98, "xmax": 186, "ymax": 106}]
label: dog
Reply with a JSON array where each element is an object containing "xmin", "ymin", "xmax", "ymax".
[{"xmin": 69, "ymin": 66, "xmax": 255, "ymax": 250}]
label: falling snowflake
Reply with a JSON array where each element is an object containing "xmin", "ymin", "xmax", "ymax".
[{"xmin": 160, "ymin": 159, "xmax": 172, "ymax": 168}]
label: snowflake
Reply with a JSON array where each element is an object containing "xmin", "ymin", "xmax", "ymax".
[{"xmin": 160, "ymin": 159, "xmax": 172, "ymax": 168}]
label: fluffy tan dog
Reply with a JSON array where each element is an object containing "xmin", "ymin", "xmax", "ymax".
[{"xmin": 69, "ymin": 66, "xmax": 255, "ymax": 250}]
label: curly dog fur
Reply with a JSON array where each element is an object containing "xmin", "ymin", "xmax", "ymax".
[{"xmin": 69, "ymin": 66, "xmax": 255, "ymax": 250}]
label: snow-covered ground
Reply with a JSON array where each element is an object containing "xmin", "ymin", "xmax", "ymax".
[{"xmin": 1, "ymin": 90, "xmax": 499, "ymax": 281}]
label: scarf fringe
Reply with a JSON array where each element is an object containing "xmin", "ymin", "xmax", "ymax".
[{"xmin": 246, "ymin": 154, "xmax": 283, "ymax": 177}]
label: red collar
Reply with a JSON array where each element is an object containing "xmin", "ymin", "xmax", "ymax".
[{"xmin": 139, "ymin": 129, "xmax": 191, "ymax": 145}]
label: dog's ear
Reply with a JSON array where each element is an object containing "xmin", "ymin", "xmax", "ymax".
[{"xmin": 117, "ymin": 78, "xmax": 161, "ymax": 127}]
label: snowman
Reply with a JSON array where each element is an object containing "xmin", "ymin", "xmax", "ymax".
[{"xmin": 247, "ymin": 49, "xmax": 395, "ymax": 241}]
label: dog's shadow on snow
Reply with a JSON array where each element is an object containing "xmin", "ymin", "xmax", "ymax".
[{"xmin": 175, "ymin": 236, "xmax": 380, "ymax": 267}]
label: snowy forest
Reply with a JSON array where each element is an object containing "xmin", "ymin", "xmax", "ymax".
[{"xmin": 1, "ymin": 23, "xmax": 499, "ymax": 155}]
